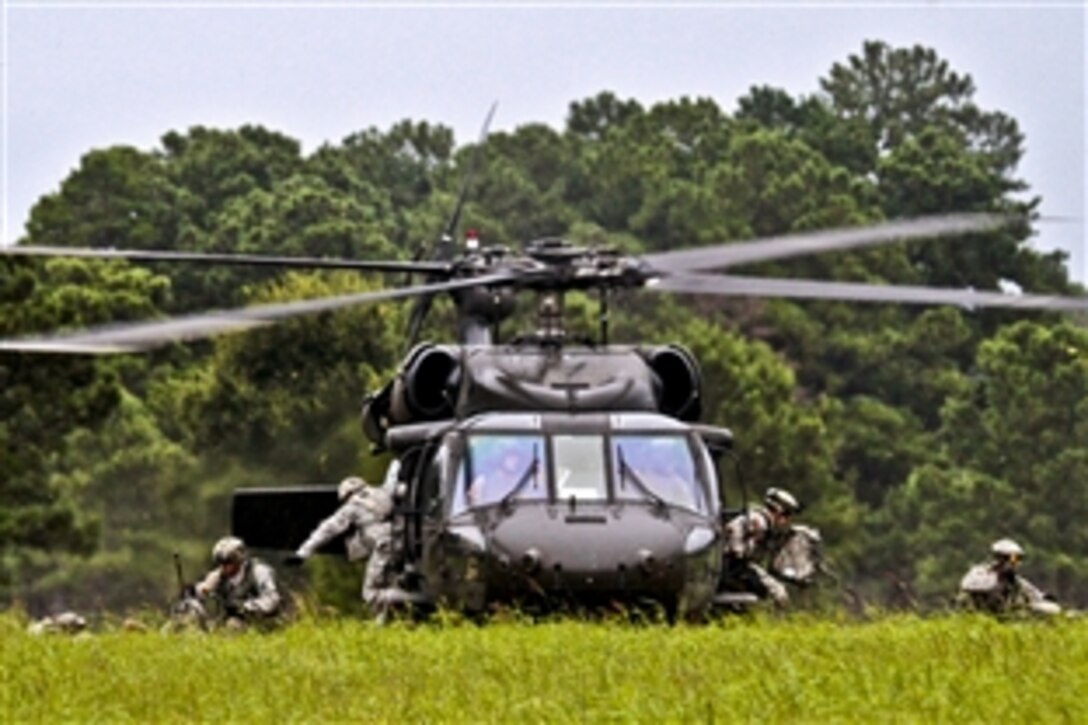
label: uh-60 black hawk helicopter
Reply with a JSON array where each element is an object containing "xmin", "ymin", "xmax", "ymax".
[{"xmin": 3, "ymin": 112, "xmax": 1087, "ymax": 619}]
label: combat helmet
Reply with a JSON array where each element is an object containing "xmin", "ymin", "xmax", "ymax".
[
  {"xmin": 338, "ymin": 476, "xmax": 367, "ymax": 501},
  {"xmin": 764, "ymin": 487, "xmax": 800, "ymax": 515},
  {"xmin": 990, "ymin": 538, "xmax": 1024, "ymax": 561},
  {"xmin": 212, "ymin": 536, "xmax": 247, "ymax": 565}
]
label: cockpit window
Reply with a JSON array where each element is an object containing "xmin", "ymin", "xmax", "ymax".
[
  {"xmin": 455, "ymin": 434, "xmax": 546, "ymax": 512},
  {"xmin": 553, "ymin": 434, "xmax": 607, "ymax": 500},
  {"xmin": 449, "ymin": 430, "xmax": 712, "ymax": 514},
  {"xmin": 612, "ymin": 435, "xmax": 707, "ymax": 513}
]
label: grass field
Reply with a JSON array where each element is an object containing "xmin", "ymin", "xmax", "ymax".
[{"xmin": 2, "ymin": 612, "xmax": 1085, "ymax": 722}]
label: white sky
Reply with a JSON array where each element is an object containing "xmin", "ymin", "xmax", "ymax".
[{"xmin": 2, "ymin": 1, "xmax": 1085, "ymax": 282}]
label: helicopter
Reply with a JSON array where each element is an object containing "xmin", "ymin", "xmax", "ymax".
[{"xmin": 3, "ymin": 114, "xmax": 1087, "ymax": 619}]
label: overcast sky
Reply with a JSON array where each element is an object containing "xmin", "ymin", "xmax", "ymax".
[{"xmin": 3, "ymin": 2, "xmax": 1085, "ymax": 282}]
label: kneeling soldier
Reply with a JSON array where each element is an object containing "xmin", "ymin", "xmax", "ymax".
[
  {"xmin": 195, "ymin": 536, "xmax": 283, "ymax": 630},
  {"xmin": 958, "ymin": 538, "xmax": 1060, "ymax": 616}
]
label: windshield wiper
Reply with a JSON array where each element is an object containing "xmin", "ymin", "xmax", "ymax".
[
  {"xmin": 616, "ymin": 447, "xmax": 668, "ymax": 513},
  {"xmin": 498, "ymin": 444, "xmax": 541, "ymax": 515}
]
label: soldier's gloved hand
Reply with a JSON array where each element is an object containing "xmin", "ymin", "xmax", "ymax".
[{"xmin": 283, "ymin": 554, "xmax": 305, "ymax": 568}]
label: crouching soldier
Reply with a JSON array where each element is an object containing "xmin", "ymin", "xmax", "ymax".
[
  {"xmin": 27, "ymin": 611, "xmax": 88, "ymax": 636},
  {"xmin": 286, "ymin": 474, "xmax": 396, "ymax": 618},
  {"xmin": 194, "ymin": 536, "xmax": 283, "ymax": 630},
  {"xmin": 719, "ymin": 487, "xmax": 803, "ymax": 606},
  {"xmin": 958, "ymin": 538, "xmax": 1061, "ymax": 616}
]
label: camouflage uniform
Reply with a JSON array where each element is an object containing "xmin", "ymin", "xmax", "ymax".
[
  {"xmin": 27, "ymin": 611, "xmax": 87, "ymax": 635},
  {"xmin": 958, "ymin": 538, "xmax": 1060, "ymax": 616},
  {"xmin": 294, "ymin": 475, "xmax": 395, "ymax": 612},
  {"xmin": 770, "ymin": 523, "xmax": 825, "ymax": 585},
  {"xmin": 721, "ymin": 487, "xmax": 809, "ymax": 605},
  {"xmin": 722, "ymin": 508, "xmax": 789, "ymax": 605},
  {"xmin": 196, "ymin": 537, "xmax": 283, "ymax": 628}
]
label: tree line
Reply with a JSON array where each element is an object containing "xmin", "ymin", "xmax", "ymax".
[{"xmin": 2, "ymin": 40, "xmax": 1085, "ymax": 614}]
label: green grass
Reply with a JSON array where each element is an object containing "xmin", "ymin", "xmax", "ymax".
[{"xmin": 2, "ymin": 612, "xmax": 1086, "ymax": 722}]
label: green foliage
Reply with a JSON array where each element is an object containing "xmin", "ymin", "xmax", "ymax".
[
  {"xmin": 178, "ymin": 272, "xmax": 402, "ymax": 469},
  {"xmin": 0, "ymin": 258, "xmax": 169, "ymax": 602},
  {"xmin": 870, "ymin": 321, "xmax": 1088, "ymax": 602},
  {"xmin": 737, "ymin": 85, "xmax": 878, "ymax": 175},
  {"xmin": 709, "ymin": 127, "xmax": 872, "ymax": 239},
  {"xmin": 161, "ymin": 125, "xmax": 305, "ymax": 230},
  {"xmin": 566, "ymin": 91, "xmax": 644, "ymax": 140},
  {"xmin": 821, "ymin": 40, "xmax": 1024, "ymax": 177},
  {"xmin": 16, "ymin": 391, "xmax": 201, "ymax": 612},
  {"xmin": 25, "ymin": 146, "xmax": 182, "ymax": 251}
]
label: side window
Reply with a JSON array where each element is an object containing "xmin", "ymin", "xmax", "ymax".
[
  {"xmin": 449, "ymin": 457, "xmax": 469, "ymax": 515},
  {"xmin": 695, "ymin": 440, "xmax": 720, "ymax": 516}
]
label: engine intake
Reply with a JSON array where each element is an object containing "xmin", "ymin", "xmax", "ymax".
[
  {"xmin": 401, "ymin": 344, "xmax": 460, "ymax": 420},
  {"xmin": 361, "ymin": 345, "xmax": 461, "ymax": 448},
  {"xmin": 644, "ymin": 345, "xmax": 702, "ymax": 422}
]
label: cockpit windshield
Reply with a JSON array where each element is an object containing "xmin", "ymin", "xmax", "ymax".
[
  {"xmin": 612, "ymin": 435, "xmax": 706, "ymax": 512},
  {"xmin": 553, "ymin": 434, "xmax": 608, "ymax": 500},
  {"xmin": 453, "ymin": 434, "xmax": 546, "ymax": 512},
  {"xmin": 450, "ymin": 430, "xmax": 712, "ymax": 515}
]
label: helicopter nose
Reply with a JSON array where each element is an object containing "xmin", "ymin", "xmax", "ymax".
[{"xmin": 483, "ymin": 504, "xmax": 714, "ymax": 599}]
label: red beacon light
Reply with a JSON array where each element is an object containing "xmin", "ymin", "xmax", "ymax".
[{"xmin": 465, "ymin": 228, "xmax": 480, "ymax": 251}]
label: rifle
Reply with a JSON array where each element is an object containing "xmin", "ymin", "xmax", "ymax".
[
  {"xmin": 169, "ymin": 552, "xmax": 208, "ymax": 627},
  {"xmin": 174, "ymin": 553, "xmax": 185, "ymax": 594}
]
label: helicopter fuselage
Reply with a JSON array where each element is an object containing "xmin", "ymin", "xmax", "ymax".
[{"xmin": 398, "ymin": 411, "xmax": 726, "ymax": 617}]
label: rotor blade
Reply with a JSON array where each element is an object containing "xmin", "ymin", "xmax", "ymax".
[
  {"xmin": 0, "ymin": 273, "xmax": 515, "ymax": 354},
  {"xmin": 443, "ymin": 100, "xmax": 498, "ymax": 241},
  {"xmin": 1, "ymin": 245, "xmax": 451, "ymax": 274},
  {"xmin": 642, "ymin": 213, "xmax": 1012, "ymax": 274},
  {"xmin": 651, "ymin": 273, "xmax": 1088, "ymax": 312},
  {"xmin": 405, "ymin": 292, "xmax": 437, "ymax": 347},
  {"xmin": 406, "ymin": 101, "xmax": 498, "ymax": 348}
]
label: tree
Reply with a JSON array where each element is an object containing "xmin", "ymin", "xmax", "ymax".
[
  {"xmin": 0, "ymin": 257, "xmax": 167, "ymax": 604},
  {"xmin": 871, "ymin": 321, "xmax": 1088, "ymax": 602},
  {"xmin": 821, "ymin": 40, "xmax": 1024, "ymax": 178},
  {"xmin": 168, "ymin": 271, "xmax": 403, "ymax": 479},
  {"xmin": 728, "ymin": 45, "xmax": 1078, "ymax": 544},
  {"xmin": 161, "ymin": 125, "xmax": 305, "ymax": 231},
  {"xmin": 708, "ymin": 127, "xmax": 874, "ymax": 241},
  {"xmin": 736, "ymin": 85, "xmax": 877, "ymax": 175},
  {"xmin": 176, "ymin": 174, "xmax": 402, "ymax": 311},
  {"xmin": 24, "ymin": 146, "xmax": 182, "ymax": 251},
  {"xmin": 18, "ymin": 391, "xmax": 200, "ymax": 613},
  {"xmin": 566, "ymin": 92, "xmax": 644, "ymax": 140},
  {"xmin": 332, "ymin": 120, "xmax": 455, "ymax": 212}
]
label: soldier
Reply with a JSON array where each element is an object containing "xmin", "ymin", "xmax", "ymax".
[
  {"xmin": 286, "ymin": 473, "xmax": 396, "ymax": 616},
  {"xmin": 27, "ymin": 611, "xmax": 87, "ymax": 636},
  {"xmin": 720, "ymin": 487, "xmax": 804, "ymax": 606},
  {"xmin": 194, "ymin": 536, "xmax": 283, "ymax": 630},
  {"xmin": 958, "ymin": 538, "xmax": 1061, "ymax": 616}
]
